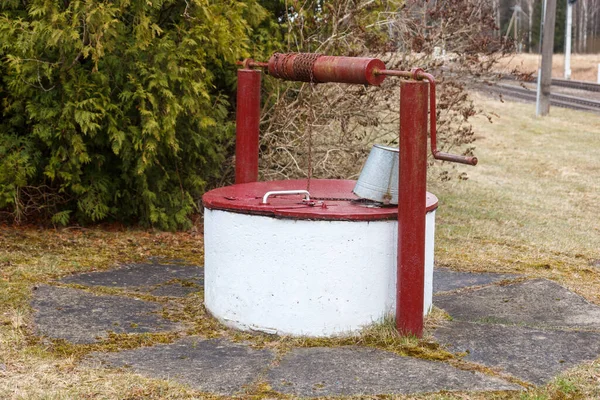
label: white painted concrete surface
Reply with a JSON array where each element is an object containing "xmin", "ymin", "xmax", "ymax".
[{"xmin": 204, "ymin": 209, "xmax": 435, "ymax": 337}]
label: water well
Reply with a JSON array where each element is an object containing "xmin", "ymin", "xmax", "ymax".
[{"xmin": 203, "ymin": 54, "xmax": 477, "ymax": 338}]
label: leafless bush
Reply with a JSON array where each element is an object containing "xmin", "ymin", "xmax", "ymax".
[
  {"xmin": 260, "ymin": 79, "xmax": 399, "ymax": 181},
  {"xmin": 259, "ymin": 0, "xmax": 511, "ymax": 182},
  {"xmin": 0, "ymin": 185, "xmax": 72, "ymax": 225}
]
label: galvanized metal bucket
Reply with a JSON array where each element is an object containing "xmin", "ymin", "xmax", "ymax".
[{"xmin": 353, "ymin": 144, "xmax": 399, "ymax": 205}]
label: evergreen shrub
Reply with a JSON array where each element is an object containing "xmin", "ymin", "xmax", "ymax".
[{"xmin": 0, "ymin": 0, "xmax": 267, "ymax": 229}]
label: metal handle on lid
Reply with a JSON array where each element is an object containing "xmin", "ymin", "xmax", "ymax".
[{"xmin": 261, "ymin": 190, "xmax": 311, "ymax": 205}]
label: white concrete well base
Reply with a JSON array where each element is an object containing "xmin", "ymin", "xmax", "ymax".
[{"xmin": 204, "ymin": 208, "xmax": 435, "ymax": 337}]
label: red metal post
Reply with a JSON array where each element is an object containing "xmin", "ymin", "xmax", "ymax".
[
  {"xmin": 397, "ymin": 80, "xmax": 428, "ymax": 337},
  {"xmin": 235, "ymin": 69, "xmax": 261, "ymax": 184}
]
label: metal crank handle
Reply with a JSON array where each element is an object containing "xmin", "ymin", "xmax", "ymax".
[
  {"xmin": 377, "ymin": 68, "xmax": 478, "ymax": 166},
  {"xmin": 261, "ymin": 190, "xmax": 311, "ymax": 205},
  {"xmin": 417, "ymin": 70, "xmax": 478, "ymax": 166},
  {"xmin": 432, "ymin": 151, "xmax": 478, "ymax": 165}
]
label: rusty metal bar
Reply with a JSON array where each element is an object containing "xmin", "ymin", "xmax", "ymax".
[
  {"xmin": 235, "ymin": 69, "xmax": 261, "ymax": 184},
  {"xmin": 235, "ymin": 59, "xmax": 269, "ymax": 69},
  {"xmin": 397, "ymin": 80, "xmax": 428, "ymax": 337},
  {"xmin": 374, "ymin": 69, "xmax": 413, "ymax": 79}
]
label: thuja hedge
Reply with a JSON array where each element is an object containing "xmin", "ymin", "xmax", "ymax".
[{"xmin": 0, "ymin": 0, "xmax": 270, "ymax": 229}]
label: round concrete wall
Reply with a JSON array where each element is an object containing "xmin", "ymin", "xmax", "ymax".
[{"xmin": 204, "ymin": 208, "xmax": 435, "ymax": 337}]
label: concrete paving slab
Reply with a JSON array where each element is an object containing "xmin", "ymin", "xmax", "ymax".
[
  {"xmin": 434, "ymin": 321, "xmax": 600, "ymax": 385},
  {"xmin": 266, "ymin": 347, "xmax": 521, "ymax": 396},
  {"xmin": 60, "ymin": 263, "xmax": 203, "ymax": 295},
  {"xmin": 31, "ymin": 285, "xmax": 182, "ymax": 344},
  {"xmin": 38, "ymin": 264, "xmax": 600, "ymax": 394},
  {"xmin": 433, "ymin": 267, "xmax": 519, "ymax": 293},
  {"xmin": 435, "ymin": 279, "xmax": 600, "ymax": 328},
  {"xmin": 92, "ymin": 337, "xmax": 275, "ymax": 395}
]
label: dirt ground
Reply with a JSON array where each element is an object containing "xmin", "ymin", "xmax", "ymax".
[{"xmin": 497, "ymin": 53, "xmax": 600, "ymax": 82}]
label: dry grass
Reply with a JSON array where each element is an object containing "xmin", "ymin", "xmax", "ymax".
[
  {"xmin": 496, "ymin": 53, "xmax": 600, "ymax": 82},
  {"xmin": 0, "ymin": 226, "xmax": 204, "ymax": 313},
  {"xmin": 254, "ymin": 313, "xmax": 455, "ymax": 362},
  {"xmin": 0, "ymin": 227, "xmax": 216, "ymax": 399},
  {"xmin": 1, "ymin": 94, "xmax": 600, "ymax": 397},
  {"xmin": 430, "ymin": 93, "xmax": 600, "ymax": 304},
  {"xmin": 424, "ymin": 94, "xmax": 600, "ymax": 399}
]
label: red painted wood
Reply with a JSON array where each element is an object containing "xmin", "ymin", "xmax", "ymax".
[
  {"xmin": 202, "ymin": 179, "xmax": 438, "ymax": 221},
  {"xmin": 397, "ymin": 80, "xmax": 428, "ymax": 337},
  {"xmin": 235, "ymin": 69, "xmax": 261, "ymax": 184}
]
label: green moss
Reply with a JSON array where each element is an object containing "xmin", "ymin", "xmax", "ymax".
[
  {"xmin": 225, "ymin": 315, "xmax": 456, "ymax": 362},
  {"xmin": 49, "ymin": 331, "xmax": 182, "ymax": 360},
  {"xmin": 240, "ymin": 381, "xmax": 289, "ymax": 399}
]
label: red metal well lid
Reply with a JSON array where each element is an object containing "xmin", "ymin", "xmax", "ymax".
[{"xmin": 202, "ymin": 179, "xmax": 438, "ymax": 221}]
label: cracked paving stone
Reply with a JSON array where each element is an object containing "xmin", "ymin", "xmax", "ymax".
[
  {"xmin": 434, "ymin": 321, "xmax": 600, "ymax": 385},
  {"xmin": 91, "ymin": 337, "xmax": 274, "ymax": 395},
  {"xmin": 266, "ymin": 347, "xmax": 521, "ymax": 396},
  {"xmin": 435, "ymin": 278, "xmax": 600, "ymax": 329},
  {"xmin": 31, "ymin": 285, "xmax": 183, "ymax": 344},
  {"xmin": 60, "ymin": 263, "xmax": 203, "ymax": 297},
  {"xmin": 433, "ymin": 267, "xmax": 519, "ymax": 293}
]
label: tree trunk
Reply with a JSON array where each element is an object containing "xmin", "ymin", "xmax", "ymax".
[
  {"xmin": 578, "ymin": 1, "xmax": 584, "ymax": 52},
  {"xmin": 592, "ymin": 0, "xmax": 597, "ymax": 50},
  {"xmin": 516, "ymin": 0, "xmax": 521, "ymax": 51},
  {"xmin": 495, "ymin": 0, "xmax": 501, "ymax": 37},
  {"xmin": 583, "ymin": 0, "xmax": 589, "ymax": 52},
  {"xmin": 538, "ymin": 0, "xmax": 557, "ymax": 116},
  {"xmin": 528, "ymin": 0, "xmax": 533, "ymax": 52}
]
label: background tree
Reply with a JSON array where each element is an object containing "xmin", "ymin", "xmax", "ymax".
[
  {"xmin": 494, "ymin": 0, "xmax": 600, "ymax": 53},
  {"xmin": 530, "ymin": 0, "xmax": 566, "ymax": 52}
]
